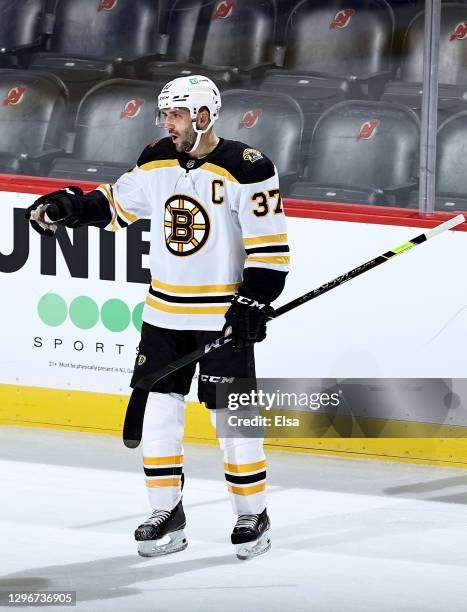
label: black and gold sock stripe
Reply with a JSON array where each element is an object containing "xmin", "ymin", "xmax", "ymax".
[
  {"xmin": 143, "ymin": 455, "xmax": 184, "ymax": 489},
  {"xmin": 224, "ymin": 459, "xmax": 267, "ymax": 496}
]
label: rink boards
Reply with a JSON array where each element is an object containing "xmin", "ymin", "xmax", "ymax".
[{"xmin": 2, "ymin": 175, "xmax": 467, "ymax": 466}]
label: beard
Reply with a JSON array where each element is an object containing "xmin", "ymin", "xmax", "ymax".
[{"xmin": 170, "ymin": 126, "xmax": 196, "ymax": 153}]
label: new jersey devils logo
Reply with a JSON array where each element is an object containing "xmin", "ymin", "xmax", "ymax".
[
  {"xmin": 330, "ymin": 8, "xmax": 356, "ymax": 29},
  {"xmin": 97, "ymin": 0, "xmax": 118, "ymax": 12},
  {"xmin": 212, "ymin": 0, "xmax": 234, "ymax": 20},
  {"xmin": 450, "ymin": 21, "xmax": 467, "ymax": 41},
  {"xmin": 239, "ymin": 109, "xmax": 262, "ymax": 129},
  {"xmin": 3, "ymin": 85, "xmax": 27, "ymax": 106},
  {"xmin": 120, "ymin": 99, "xmax": 145, "ymax": 119},
  {"xmin": 357, "ymin": 120, "xmax": 380, "ymax": 140}
]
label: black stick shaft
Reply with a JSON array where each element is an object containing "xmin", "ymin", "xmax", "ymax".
[
  {"xmin": 124, "ymin": 215, "xmax": 463, "ymax": 447},
  {"xmin": 135, "ymin": 219, "xmax": 462, "ymax": 392}
]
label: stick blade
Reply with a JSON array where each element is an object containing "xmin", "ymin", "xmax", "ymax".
[
  {"xmin": 122, "ymin": 389, "xmax": 148, "ymax": 449},
  {"xmin": 426, "ymin": 214, "xmax": 465, "ymax": 239},
  {"xmin": 123, "ymin": 437, "xmax": 141, "ymax": 449}
]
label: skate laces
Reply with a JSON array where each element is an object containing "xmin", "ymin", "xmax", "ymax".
[
  {"xmin": 145, "ymin": 509, "xmax": 171, "ymax": 526},
  {"xmin": 235, "ymin": 514, "xmax": 259, "ymax": 530}
]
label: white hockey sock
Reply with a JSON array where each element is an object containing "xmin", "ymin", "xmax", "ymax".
[
  {"xmin": 210, "ymin": 410, "xmax": 267, "ymax": 515},
  {"xmin": 142, "ymin": 391, "xmax": 186, "ymax": 511}
]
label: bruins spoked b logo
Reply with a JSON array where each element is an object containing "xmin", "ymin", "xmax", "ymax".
[{"xmin": 164, "ymin": 195, "xmax": 210, "ymax": 256}]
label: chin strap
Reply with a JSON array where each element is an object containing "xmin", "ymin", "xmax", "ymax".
[{"xmin": 187, "ymin": 116, "xmax": 215, "ymax": 153}]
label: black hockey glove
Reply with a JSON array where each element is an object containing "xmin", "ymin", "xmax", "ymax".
[
  {"xmin": 223, "ymin": 292, "xmax": 274, "ymax": 351},
  {"xmin": 25, "ymin": 186, "xmax": 85, "ymax": 236}
]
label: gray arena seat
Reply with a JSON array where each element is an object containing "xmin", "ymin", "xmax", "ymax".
[
  {"xmin": 288, "ymin": 100, "xmax": 420, "ymax": 206},
  {"xmin": 386, "ymin": 0, "xmax": 424, "ymax": 60},
  {"xmin": 136, "ymin": 0, "xmax": 276, "ymax": 87},
  {"xmin": 48, "ymin": 79, "xmax": 166, "ymax": 182},
  {"xmin": 27, "ymin": 0, "xmax": 161, "ymax": 119},
  {"xmin": 0, "ymin": 0, "xmax": 51, "ymax": 68},
  {"xmin": 382, "ymin": 3, "xmax": 467, "ymax": 121},
  {"xmin": 215, "ymin": 89, "xmax": 303, "ymax": 193},
  {"xmin": 408, "ymin": 111, "xmax": 467, "ymax": 212},
  {"xmin": 0, "ymin": 69, "xmax": 68, "ymax": 175},
  {"xmin": 259, "ymin": 0, "xmax": 395, "ymax": 153}
]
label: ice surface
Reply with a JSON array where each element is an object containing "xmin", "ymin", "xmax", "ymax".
[{"xmin": 1, "ymin": 427, "xmax": 467, "ymax": 612}]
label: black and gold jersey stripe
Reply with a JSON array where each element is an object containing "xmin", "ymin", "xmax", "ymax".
[{"xmin": 149, "ymin": 286, "xmax": 233, "ymax": 304}]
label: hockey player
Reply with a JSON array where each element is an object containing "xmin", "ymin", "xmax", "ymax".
[{"xmin": 25, "ymin": 76, "xmax": 289, "ymax": 560}]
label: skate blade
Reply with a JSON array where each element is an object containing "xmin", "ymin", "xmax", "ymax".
[
  {"xmin": 236, "ymin": 530, "xmax": 271, "ymax": 561},
  {"xmin": 137, "ymin": 528, "xmax": 188, "ymax": 557}
]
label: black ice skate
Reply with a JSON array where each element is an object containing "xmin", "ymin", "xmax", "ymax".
[
  {"xmin": 135, "ymin": 499, "xmax": 187, "ymax": 557},
  {"xmin": 231, "ymin": 508, "xmax": 271, "ymax": 560}
]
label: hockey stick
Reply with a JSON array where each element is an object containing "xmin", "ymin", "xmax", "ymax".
[{"xmin": 123, "ymin": 214, "xmax": 464, "ymax": 447}]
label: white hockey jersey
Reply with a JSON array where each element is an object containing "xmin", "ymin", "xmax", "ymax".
[{"xmin": 97, "ymin": 137, "xmax": 289, "ymax": 331}]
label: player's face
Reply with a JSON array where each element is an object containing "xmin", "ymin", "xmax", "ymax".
[{"xmin": 162, "ymin": 108, "xmax": 196, "ymax": 153}]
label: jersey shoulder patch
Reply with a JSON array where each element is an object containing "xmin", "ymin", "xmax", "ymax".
[
  {"xmin": 211, "ymin": 139, "xmax": 276, "ymax": 184},
  {"xmin": 137, "ymin": 137, "xmax": 176, "ymax": 167},
  {"xmin": 242, "ymin": 147, "xmax": 264, "ymax": 163}
]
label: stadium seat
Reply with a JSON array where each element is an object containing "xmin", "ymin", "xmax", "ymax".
[
  {"xmin": 387, "ymin": 0, "xmax": 424, "ymax": 61},
  {"xmin": 47, "ymin": 79, "xmax": 166, "ymax": 182},
  {"xmin": 136, "ymin": 0, "xmax": 276, "ymax": 87},
  {"xmin": 0, "ymin": 69, "xmax": 68, "ymax": 175},
  {"xmin": 215, "ymin": 89, "xmax": 303, "ymax": 193},
  {"xmin": 408, "ymin": 111, "xmax": 467, "ymax": 212},
  {"xmin": 0, "ymin": 0, "xmax": 51, "ymax": 68},
  {"xmin": 382, "ymin": 3, "xmax": 467, "ymax": 122},
  {"xmin": 259, "ymin": 0, "xmax": 395, "ymax": 154},
  {"xmin": 27, "ymin": 0, "xmax": 161, "ymax": 120},
  {"xmin": 287, "ymin": 100, "xmax": 420, "ymax": 206}
]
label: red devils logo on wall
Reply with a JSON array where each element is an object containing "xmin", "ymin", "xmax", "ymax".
[
  {"xmin": 212, "ymin": 0, "xmax": 234, "ymax": 20},
  {"xmin": 450, "ymin": 21, "xmax": 467, "ymax": 41},
  {"xmin": 120, "ymin": 99, "xmax": 145, "ymax": 119},
  {"xmin": 330, "ymin": 8, "xmax": 356, "ymax": 29},
  {"xmin": 97, "ymin": 0, "xmax": 118, "ymax": 12},
  {"xmin": 3, "ymin": 86, "xmax": 27, "ymax": 106},
  {"xmin": 357, "ymin": 120, "xmax": 380, "ymax": 140},
  {"xmin": 239, "ymin": 109, "xmax": 262, "ymax": 129}
]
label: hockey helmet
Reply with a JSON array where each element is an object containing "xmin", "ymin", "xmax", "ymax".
[{"xmin": 156, "ymin": 75, "xmax": 221, "ymax": 152}]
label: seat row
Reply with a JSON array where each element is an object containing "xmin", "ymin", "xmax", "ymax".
[
  {"xmin": 1, "ymin": 72, "xmax": 466, "ymax": 211},
  {"xmin": 3, "ymin": 1, "xmax": 467, "ymax": 146}
]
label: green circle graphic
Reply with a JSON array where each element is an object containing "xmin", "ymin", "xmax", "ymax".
[
  {"xmin": 132, "ymin": 302, "xmax": 144, "ymax": 332},
  {"xmin": 69, "ymin": 296, "xmax": 99, "ymax": 329},
  {"xmin": 101, "ymin": 299, "xmax": 131, "ymax": 332},
  {"xmin": 37, "ymin": 293, "xmax": 67, "ymax": 327}
]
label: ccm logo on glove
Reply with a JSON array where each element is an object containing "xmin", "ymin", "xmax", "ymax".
[{"xmin": 234, "ymin": 295, "xmax": 266, "ymax": 309}]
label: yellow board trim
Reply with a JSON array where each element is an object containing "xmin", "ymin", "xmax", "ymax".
[
  {"xmin": 224, "ymin": 460, "xmax": 267, "ymax": 474},
  {"xmin": 140, "ymin": 159, "xmax": 179, "ymax": 171},
  {"xmin": 228, "ymin": 482, "xmax": 266, "ymax": 496},
  {"xmin": 146, "ymin": 295, "xmax": 229, "ymax": 315},
  {"xmin": 144, "ymin": 455, "xmax": 184, "ymax": 466},
  {"xmin": 247, "ymin": 255, "xmax": 291, "ymax": 265},
  {"xmin": 244, "ymin": 234, "xmax": 288, "ymax": 246},
  {"xmin": 4, "ymin": 385, "xmax": 467, "ymax": 469},
  {"xmin": 152, "ymin": 278, "xmax": 240, "ymax": 295},
  {"xmin": 146, "ymin": 477, "xmax": 181, "ymax": 488},
  {"xmin": 200, "ymin": 163, "xmax": 239, "ymax": 184}
]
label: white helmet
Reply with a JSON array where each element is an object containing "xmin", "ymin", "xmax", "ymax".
[{"xmin": 156, "ymin": 75, "xmax": 222, "ymax": 153}]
